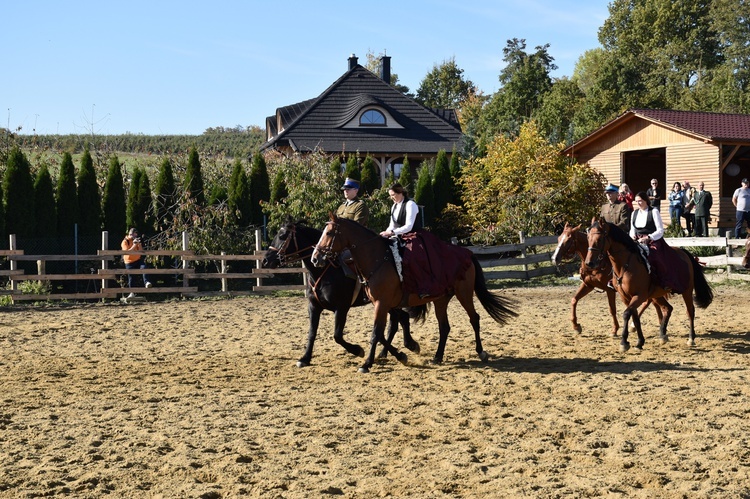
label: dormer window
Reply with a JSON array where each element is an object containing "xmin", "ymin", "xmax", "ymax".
[{"xmin": 360, "ymin": 109, "xmax": 386, "ymax": 126}]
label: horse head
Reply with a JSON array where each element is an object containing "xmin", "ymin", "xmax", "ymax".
[
  {"xmin": 552, "ymin": 222, "xmax": 582, "ymax": 265},
  {"xmin": 584, "ymin": 217, "xmax": 610, "ymax": 269},
  {"xmin": 263, "ymin": 219, "xmax": 317, "ymax": 269},
  {"xmin": 311, "ymin": 214, "xmax": 345, "ymax": 267}
]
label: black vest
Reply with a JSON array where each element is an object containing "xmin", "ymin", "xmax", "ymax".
[{"xmin": 632, "ymin": 208, "xmax": 656, "ymax": 236}]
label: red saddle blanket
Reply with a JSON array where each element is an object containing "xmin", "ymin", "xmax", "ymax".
[
  {"xmin": 646, "ymin": 238, "xmax": 689, "ymax": 294},
  {"xmin": 399, "ymin": 229, "xmax": 473, "ymax": 297}
]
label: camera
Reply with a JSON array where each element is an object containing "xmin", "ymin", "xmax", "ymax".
[{"xmin": 133, "ymin": 237, "xmax": 141, "ymax": 243}]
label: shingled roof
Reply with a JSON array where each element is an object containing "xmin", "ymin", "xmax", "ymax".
[
  {"xmin": 564, "ymin": 108, "xmax": 750, "ymax": 155},
  {"xmin": 260, "ymin": 62, "xmax": 462, "ymax": 155}
]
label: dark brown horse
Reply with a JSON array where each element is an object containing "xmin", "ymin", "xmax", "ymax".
[
  {"xmin": 585, "ymin": 218, "xmax": 713, "ymax": 351},
  {"xmin": 311, "ymin": 215, "xmax": 518, "ymax": 373},
  {"xmin": 742, "ymin": 235, "xmax": 750, "ymax": 268},
  {"xmin": 553, "ymin": 222, "xmax": 655, "ymax": 337}
]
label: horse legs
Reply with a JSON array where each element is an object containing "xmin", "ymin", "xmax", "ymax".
[
  {"xmin": 332, "ymin": 307, "xmax": 365, "ymax": 358},
  {"xmin": 570, "ymin": 283, "xmax": 594, "ymax": 333},
  {"xmin": 621, "ymin": 299, "xmax": 646, "ymax": 352},
  {"xmin": 604, "ymin": 288, "xmax": 620, "ymax": 337},
  {"xmin": 682, "ymin": 291, "xmax": 697, "ymax": 347},
  {"xmin": 652, "ymin": 297, "xmax": 673, "ymax": 344},
  {"xmin": 297, "ymin": 301, "xmax": 324, "ymax": 368},
  {"xmin": 359, "ymin": 303, "xmax": 407, "ymax": 373},
  {"xmin": 377, "ymin": 309, "xmax": 420, "ymax": 359},
  {"xmin": 431, "ymin": 300, "xmax": 453, "ymax": 364}
]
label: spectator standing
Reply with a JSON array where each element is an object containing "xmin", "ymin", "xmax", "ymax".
[
  {"xmin": 619, "ymin": 183, "xmax": 634, "ymax": 211},
  {"xmin": 668, "ymin": 182, "xmax": 685, "ymax": 228},
  {"xmin": 682, "ymin": 180, "xmax": 696, "ymax": 235},
  {"xmin": 693, "ymin": 181, "xmax": 713, "ymax": 237},
  {"xmin": 647, "ymin": 178, "xmax": 662, "ymax": 212},
  {"xmin": 732, "ymin": 178, "xmax": 750, "ymax": 238}
]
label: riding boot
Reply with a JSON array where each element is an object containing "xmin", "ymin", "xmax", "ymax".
[{"xmin": 340, "ymin": 250, "xmax": 357, "ymax": 280}]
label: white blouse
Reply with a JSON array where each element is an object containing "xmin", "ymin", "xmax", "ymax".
[{"xmin": 629, "ymin": 208, "xmax": 665, "ymax": 241}]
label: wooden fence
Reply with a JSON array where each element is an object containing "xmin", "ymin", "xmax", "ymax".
[{"xmin": 0, "ymin": 231, "xmax": 747, "ymax": 303}]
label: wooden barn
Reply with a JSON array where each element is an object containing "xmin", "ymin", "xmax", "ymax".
[{"xmin": 563, "ymin": 109, "xmax": 750, "ymax": 234}]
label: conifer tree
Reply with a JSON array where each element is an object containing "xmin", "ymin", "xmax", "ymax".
[
  {"xmin": 76, "ymin": 148, "xmax": 101, "ymax": 235},
  {"xmin": 414, "ymin": 165, "xmax": 434, "ymax": 228},
  {"xmin": 102, "ymin": 156, "xmax": 126, "ymax": 244},
  {"xmin": 56, "ymin": 152, "xmax": 78, "ymax": 237},
  {"xmin": 136, "ymin": 170, "xmax": 154, "ymax": 235},
  {"xmin": 249, "ymin": 152, "xmax": 270, "ymax": 226},
  {"xmin": 33, "ymin": 162, "xmax": 57, "ymax": 238},
  {"xmin": 4, "ymin": 147, "xmax": 35, "ymax": 238},
  {"xmin": 126, "ymin": 167, "xmax": 143, "ymax": 231},
  {"xmin": 0, "ymin": 180, "xmax": 5, "ymax": 243},
  {"xmin": 270, "ymin": 169, "xmax": 288, "ymax": 205},
  {"xmin": 432, "ymin": 149, "xmax": 451, "ymax": 217},
  {"xmin": 449, "ymin": 147, "xmax": 462, "ymax": 206},
  {"xmin": 228, "ymin": 158, "xmax": 252, "ymax": 226},
  {"xmin": 398, "ymin": 156, "xmax": 412, "ymax": 191},
  {"xmin": 184, "ymin": 146, "xmax": 205, "ymax": 206},
  {"xmin": 344, "ymin": 155, "xmax": 359, "ymax": 181},
  {"xmin": 154, "ymin": 157, "xmax": 176, "ymax": 230},
  {"xmin": 360, "ymin": 155, "xmax": 379, "ymax": 194}
]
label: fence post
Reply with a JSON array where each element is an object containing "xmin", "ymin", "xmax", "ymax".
[
  {"xmin": 9, "ymin": 234, "xmax": 17, "ymax": 292},
  {"xmin": 255, "ymin": 229, "xmax": 262, "ymax": 288},
  {"xmin": 220, "ymin": 251, "xmax": 228, "ymax": 292},
  {"xmin": 519, "ymin": 231, "xmax": 529, "ymax": 280},
  {"xmin": 726, "ymin": 236, "xmax": 733, "ymax": 278},
  {"xmin": 182, "ymin": 231, "xmax": 190, "ymax": 289},
  {"xmin": 101, "ymin": 231, "xmax": 109, "ymax": 294}
]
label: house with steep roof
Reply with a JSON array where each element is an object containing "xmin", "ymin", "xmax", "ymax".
[
  {"xmin": 563, "ymin": 108, "xmax": 750, "ymax": 234},
  {"xmin": 260, "ymin": 55, "xmax": 462, "ymax": 183}
]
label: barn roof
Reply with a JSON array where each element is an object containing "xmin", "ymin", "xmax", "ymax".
[{"xmin": 563, "ymin": 109, "xmax": 750, "ymax": 155}]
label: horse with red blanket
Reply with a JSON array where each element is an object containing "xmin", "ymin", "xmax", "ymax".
[{"xmin": 311, "ymin": 215, "xmax": 518, "ymax": 373}]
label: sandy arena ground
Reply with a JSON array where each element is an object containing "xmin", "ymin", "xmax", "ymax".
[{"xmin": 0, "ymin": 284, "xmax": 748, "ymax": 498}]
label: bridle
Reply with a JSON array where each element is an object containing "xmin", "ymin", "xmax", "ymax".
[
  {"xmin": 586, "ymin": 228, "xmax": 608, "ymax": 266},
  {"xmin": 268, "ymin": 225, "xmax": 315, "ymax": 266},
  {"xmin": 314, "ymin": 221, "xmax": 343, "ymax": 262}
]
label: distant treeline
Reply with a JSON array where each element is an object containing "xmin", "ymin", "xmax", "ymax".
[{"xmin": 10, "ymin": 125, "xmax": 266, "ymax": 159}]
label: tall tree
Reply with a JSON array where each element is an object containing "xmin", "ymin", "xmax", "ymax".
[
  {"xmin": 56, "ymin": 152, "xmax": 78, "ymax": 237},
  {"xmin": 127, "ymin": 167, "xmax": 154, "ymax": 235},
  {"xmin": 228, "ymin": 158, "xmax": 252, "ymax": 226},
  {"xmin": 449, "ymin": 147, "xmax": 462, "ymax": 206},
  {"xmin": 102, "ymin": 156, "xmax": 126, "ymax": 244},
  {"xmin": 414, "ymin": 165, "xmax": 434, "ymax": 228},
  {"xmin": 415, "ymin": 58, "xmax": 476, "ymax": 109},
  {"xmin": 360, "ymin": 155, "xmax": 379, "ymax": 194},
  {"xmin": 184, "ymin": 146, "xmax": 205, "ymax": 206},
  {"xmin": 4, "ymin": 147, "xmax": 35, "ymax": 238},
  {"xmin": 269, "ymin": 168, "xmax": 288, "ymax": 205},
  {"xmin": 398, "ymin": 156, "xmax": 412, "ymax": 190},
  {"xmin": 76, "ymin": 148, "xmax": 101, "ymax": 236},
  {"xmin": 249, "ymin": 151, "xmax": 270, "ymax": 226},
  {"xmin": 153, "ymin": 156, "xmax": 177, "ymax": 231},
  {"xmin": 431, "ymin": 150, "xmax": 451, "ymax": 218},
  {"xmin": 33, "ymin": 162, "xmax": 57, "ymax": 238}
]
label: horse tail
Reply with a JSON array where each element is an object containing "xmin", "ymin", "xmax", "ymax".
[
  {"xmin": 471, "ymin": 254, "xmax": 518, "ymax": 324},
  {"xmin": 683, "ymin": 249, "xmax": 714, "ymax": 309},
  {"xmin": 405, "ymin": 304, "xmax": 429, "ymax": 324}
]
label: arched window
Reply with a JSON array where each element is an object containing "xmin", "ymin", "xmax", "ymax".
[{"xmin": 360, "ymin": 109, "xmax": 386, "ymax": 126}]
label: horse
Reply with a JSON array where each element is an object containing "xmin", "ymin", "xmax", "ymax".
[
  {"xmin": 310, "ymin": 215, "xmax": 518, "ymax": 373},
  {"xmin": 742, "ymin": 235, "xmax": 750, "ymax": 269},
  {"xmin": 552, "ymin": 222, "xmax": 655, "ymax": 337},
  {"xmin": 584, "ymin": 218, "xmax": 713, "ymax": 352},
  {"xmin": 262, "ymin": 219, "xmax": 422, "ymax": 367}
]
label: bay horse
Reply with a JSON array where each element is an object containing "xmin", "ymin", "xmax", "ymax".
[
  {"xmin": 742, "ymin": 235, "xmax": 750, "ymax": 269},
  {"xmin": 552, "ymin": 222, "xmax": 655, "ymax": 337},
  {"xmin": 584, "ymin": 218, "xmax": 713, "ymax": 352},
  {"xmin": 262, "ymin": 219, "xmax": 422, "ymax": 367},
  {"xmin": 311, "ymin": 215, "xmax": 518, "ymax": 373}
]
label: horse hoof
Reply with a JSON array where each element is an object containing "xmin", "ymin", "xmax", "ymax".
[
  {"xmin": 406, "ymin": 341, "xmax": 421, "ymax": 354},
  {"xmin": 478, "ymin": 351, "xmax": 489, "ymax": 363},
  {"xmin": 396, "ymin": 352, "xmax": 408, "ymax": 365},
  {"xmin": 354, "ymin": 346, "xmax": 365, "ymax": 358},
  {"xmin": 620, "ymin": 342, "xmax": 630, "ymax": 353},
  {"xmin": 660, "ymin": 336, "xmax": 669, "ymax": 345},
  {"xmin": 429, "ymin": 358, "xmax": 443, "ymax": 365},
  {"xmin": 687, "ymin": 338, "xmax": 696, "ymax": 347},
  {"xmin": 358, "ymin": 366, "xmax": 370, "ymax": 374},
  {"xmin": 573, "ymin": 324, "xmax": 582, "ymax": 334},
  {"xmin": 296, "ymin": 360, "xmax": 310, "ymax": 368}
]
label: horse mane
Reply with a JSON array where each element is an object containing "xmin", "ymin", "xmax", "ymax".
[
  {"xmin": 334, "ymin": 215, "xmax": 381, "ymax": 238},
  {"xmin": 597, "ymin": 221, "xmax": 649, "ymax": 266}
]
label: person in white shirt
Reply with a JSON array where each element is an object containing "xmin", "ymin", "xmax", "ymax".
[
  {"xmin": 380, "ymin": 183, "xmax": 419, "ymax": 238},
  {"xmin": 732, "ymin": 177, "xmax": 750, "ymax": 238}
]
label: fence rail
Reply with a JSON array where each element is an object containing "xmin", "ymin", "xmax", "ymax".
[{"xmin": 1, "ymin": 231, "xmax": 747, "ymax": 303}]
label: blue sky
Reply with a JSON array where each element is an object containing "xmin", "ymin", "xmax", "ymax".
[{"xmin": 2, "ymin": 0, "xmax": 610, "ymax": 136}]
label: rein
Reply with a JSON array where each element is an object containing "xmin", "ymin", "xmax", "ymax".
[
  {"xmin": 270, "ymin": 225, "xmax": 316, "ymax": 266},
  {"xmin": 317, "ymin": 220, "xmax": 393, "ymax": 286}
]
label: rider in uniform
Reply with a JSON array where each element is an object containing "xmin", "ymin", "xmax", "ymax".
[{"xmin": 335, "ymin": 178, "xmax": 369, "ymax": 278}]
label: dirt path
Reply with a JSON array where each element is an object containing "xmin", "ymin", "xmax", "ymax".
[{"xmin": 0, "ymin": 285, "xmax": 748, "ymax": 498}]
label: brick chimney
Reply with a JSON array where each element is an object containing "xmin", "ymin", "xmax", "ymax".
[
  {"xmin": 348, "ymin": 54, "xmax": 358, "ymax": 70},
  {"xmin": 380, "ymin": 55, "xmax": 391, "ymax": 83}
]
